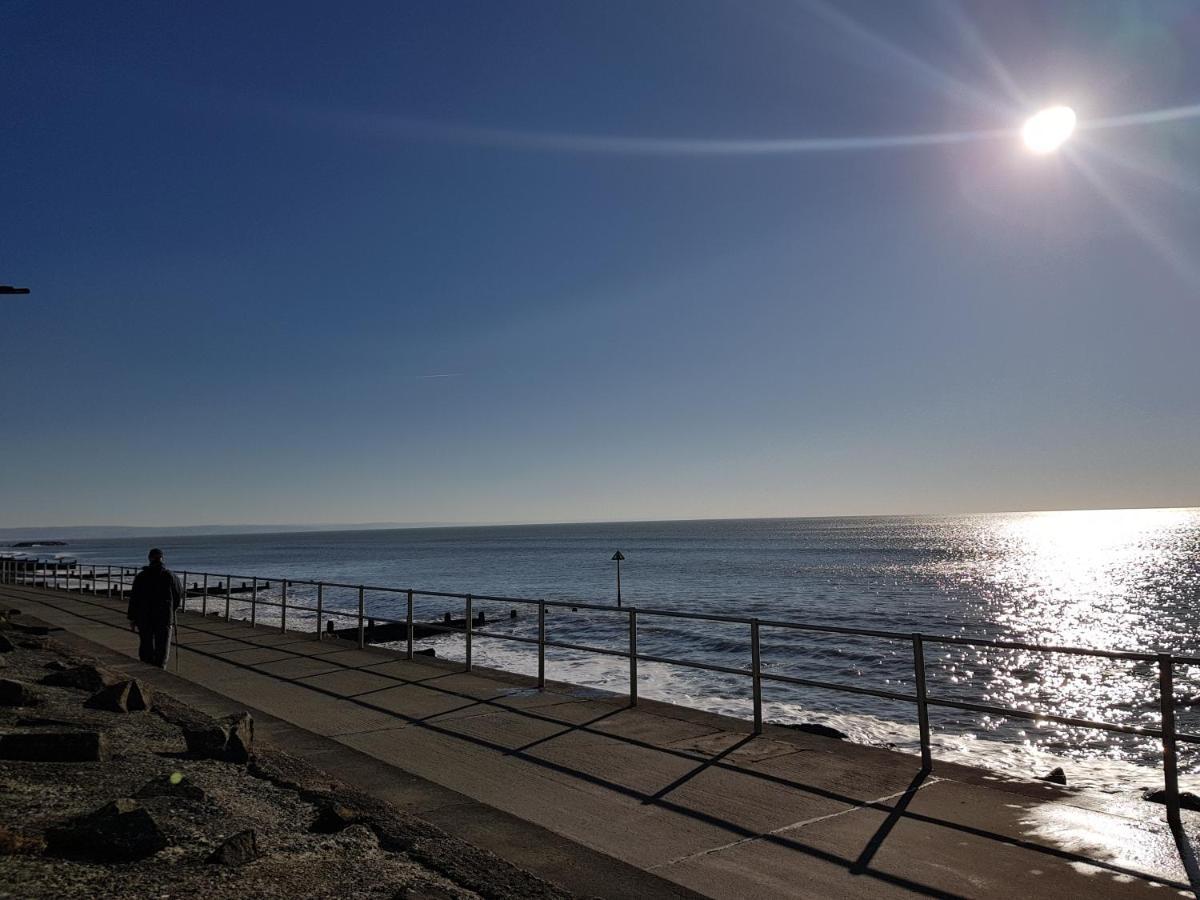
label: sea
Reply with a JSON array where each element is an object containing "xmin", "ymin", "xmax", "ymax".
[{"xmin": 20, "ymin": 508, "xmax": 1200, "ymax": 794}]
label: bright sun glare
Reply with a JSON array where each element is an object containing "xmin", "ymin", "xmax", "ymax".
[{"xmin": 1022, "ymin": 105, "xmax": 1076, "ymax": 154}]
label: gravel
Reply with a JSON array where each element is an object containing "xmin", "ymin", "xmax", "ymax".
[{"xmin": 0, "ymin": 627, "xmax": 572, "ymax": 900}]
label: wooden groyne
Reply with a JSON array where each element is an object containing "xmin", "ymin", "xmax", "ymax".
[{"xmin": 328, "ymin": 608, "xmax": 517, "ymax": 644}]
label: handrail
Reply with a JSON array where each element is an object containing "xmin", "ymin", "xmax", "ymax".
[{"xmin": 1, "ymin": 556, "xmax": 1191, "ymax": 827}]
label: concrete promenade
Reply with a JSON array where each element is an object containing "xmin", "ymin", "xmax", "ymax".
[{"xmin": 4, "ymin": 583, "xmax": 1196, "ymax": 899}]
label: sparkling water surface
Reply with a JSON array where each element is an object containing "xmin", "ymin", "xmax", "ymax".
[{"xmin": 40, "ymin": 509, "xmax": 1200, "ymax": 791}]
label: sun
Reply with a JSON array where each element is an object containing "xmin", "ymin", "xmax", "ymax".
[{"xmin": 1022, "ymin": 106, "xmax": 1076, "ymax": 154}]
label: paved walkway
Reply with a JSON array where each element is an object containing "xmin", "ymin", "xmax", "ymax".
[{"xmin": 5, "ymin": 584, "xmax": 1197, "ymax": 899}]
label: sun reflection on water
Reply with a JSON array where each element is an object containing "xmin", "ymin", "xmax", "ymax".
[{"xmin": 920, "ymin": 508, "xmax": 1200, "ymax": 785}]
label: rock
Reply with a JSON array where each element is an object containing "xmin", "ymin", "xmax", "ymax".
[
  {"xmin": 183, "ymin": 711, "xmax": 255, "ymax": 762},
  {"xmin": 85, "ymin": 679, "xmax": 153, "ymax": 714},
  {"xmin": 41, "ymin": 664, "xmax": 121, "ymax": 693},
  {"xmin": 182, "ymin": 722, "xmax": 228, "ymax": 759},
  {"xmin": 10, "ymin": 621, "xmax": 52, "ymax": 636},
  {"xmin": 395, "ymin": 882, "xmax": 460, "ymax": 900},
  {"xmin": 0, "ymin": 730, "xmax": 109, "ymax": 762},
  {"xmin": 225, "ymin": 712, "xmax": 254, "ymax": 762},
  {"xmin": 45, "ymin": 799, "xmax": 167, "ymax": 861},
  {"xmin": 1143, "ymin": 788, "xmax": 1200, "ymax": 812},
  {"xmin": 0, "ymin": 634, "xmax": 14, "ymax": 653},
  {"xmin": 208, "ymin": 829, "xmax": 258, "ymax": 865},
  {"xmin": 126, "ymin": 679, "xmax": 153, "ymax": 711},
  {"xmin": 1040, "ymin": 767, "xmax": 1067, "ymax": 785},
  {"xmin": 135, "ymin": 773, "xmax": 207, "ymax": 803},
  {"xmin": 0, "ymin": 678, "xmax": 38, "ymax": 707},
  {"xmin": 310, "ymin": 801, "xmax": 361, "ymax": 833},
  {"xmin": 782, "ymin": 722, "xmax": 848, "ymax": 740},
  {"xmin": 44, "ymin": 660, "xmax": 70, "ymax": 671},
  {"xmin": 0, "ymin": 824, "xmax": 44, "ymax": 855}
]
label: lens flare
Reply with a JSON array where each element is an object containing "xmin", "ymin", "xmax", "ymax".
[{"xmin": 1022, "ymin": 105, "xmax": 1076, "ymax": 154}]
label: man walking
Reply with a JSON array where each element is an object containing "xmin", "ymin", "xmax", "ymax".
[{"xmin": 127, "ymin": 548, "xmax": 183, "ymax": 668}]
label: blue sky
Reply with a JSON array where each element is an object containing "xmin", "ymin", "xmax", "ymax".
[{"xmin": 2, "ymin": 0, "xmax": 1199, "ymax": 528}]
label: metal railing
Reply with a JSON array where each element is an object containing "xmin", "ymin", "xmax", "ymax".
[{"xmin": 2, "ymin": 556, "xmax": 1195, "ymax": 826}]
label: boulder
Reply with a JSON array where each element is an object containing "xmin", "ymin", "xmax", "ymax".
[
  {"xmin": 183, "ymin": 711, "xmax": 255, "ymax": 763},
  {"xmin": 85, "ymin": 679, "xmax": 154, "ymax": 714},
  {"xmin": 135, "ymin": 773, "xmax": 207, "ymax": 803},
  {"xmin": 208, "ymin": 829, "xmax": 258, "ymax": 866},
  {"xmin": 45, "ymin": 799, "xmax": 167, "ymax": 862},
  {"xmin": 1039, "ymin": 767, "xmax": 1067, "ymax": 785},
  {"xmin": 10, "ymin": 621, "xmax": 52, "ymax": 636},
  {"xmin": 41, "ymin": 664, "xmax": 121, "ymax": 693},
  {"xmin": 182, "ymin": 722, "xmax": 229, "ymax": 758},
  {"xmin": 310, "ymin": 801, "xmax": 361, "ymax": 834},
  {"xmin": 0, "ymin": 634, "xmax": 14, "ymax": 653},
  {"xmin": 0, "ymin": 678, "xmax": 38, "ymax": 707},
  {"xmin": 0, "ymin": 730, "xmax": 109, "ymax": 762},
  {"xmin": 0, "ymin": 824, "xmax": 44, "ymax": 855},
  {"xmin": 126, "ymin": 679, "xmax": 153, "ymax": 711},
  {"xmin": 1142, "ymin": 788, "xmax": 1200, "ymax": 812},
  {"xmin": 225, "ymin": 712, "xmax": 254, "ymax": 763}
]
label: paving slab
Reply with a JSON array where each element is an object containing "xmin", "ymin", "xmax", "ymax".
[{"xmin": 6, "ymin": 585, "xmax": 1197, "ymax": 900}]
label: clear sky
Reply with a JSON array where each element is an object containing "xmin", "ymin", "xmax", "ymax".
[{"xmin": 2, "ymin": 0, "xmax": 1199, "ymax": 528}]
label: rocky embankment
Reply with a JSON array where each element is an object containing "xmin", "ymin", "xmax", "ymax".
[{"xmin": 0, "ymin": 609, "xmax": 571, "ymax": 900}]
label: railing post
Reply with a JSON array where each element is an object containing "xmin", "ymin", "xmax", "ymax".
[
  {"xmin": 357, "ymin": 586, "xmax": 365, "ymax": 649},
  {"xmin": 106, "ymin": 565, "xmax": 112, "ymax": 597},
  {"xmin": 118, "ymin": 567, "xmax": 125, "ymax": 604},
  {"xmin": 280, "ymin": 579, "xmax": 288, "ymax": 633},
  {"xmin": 465, "ymin": 594, "xmax": 473, "ymax": 672},
  {"xmin": 178, "ymin": 571, "xmax": 187, "ymax": 612},
  {"xmin": 751, "ymin": 619, "xmax": 763, "ymax": 734},
  {"xmin": 225, "ymin": 576, "xmax": 232, "ymax": 621},
  {"xmin": 202, "ymin": 573, "xmax": 208, "ymax": 616},
  {"xmin": 538, "ymin": 600, "xmax": 546, "ymax": 689},
  {"xmin": 913, "ymin": 633, "xmax": 932, "ymax": 770},
  {"xmin": 90, "ymin": 564, "xmax": 95, "ymax": 594},
  {"xmin": 315, "ymin": 582, "xmax": 323, "ymax": 640},
  {"xmin": 628, "ymin": 608, "xmax": 638, "ymax": 706},
  {"xmin": 250, "ymin": 577, "xmax": 258, "ymax": 626},
  {"xmin": 1158, "ymin": 653, "xmax": 1181, "ymax": 829},
  {"xmin": 406, "ymin": 590, "xmax": 414, "ymax": 660}
]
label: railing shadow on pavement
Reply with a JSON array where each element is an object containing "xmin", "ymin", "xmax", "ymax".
[{"xmin": 8, "ymin": 584, "xmax": 1197, "ymax": 897}]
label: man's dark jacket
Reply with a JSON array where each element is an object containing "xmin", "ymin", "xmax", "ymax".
[{"xmin": 127, "ymin": 563, "xmax": 184, "ymax": 627}]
